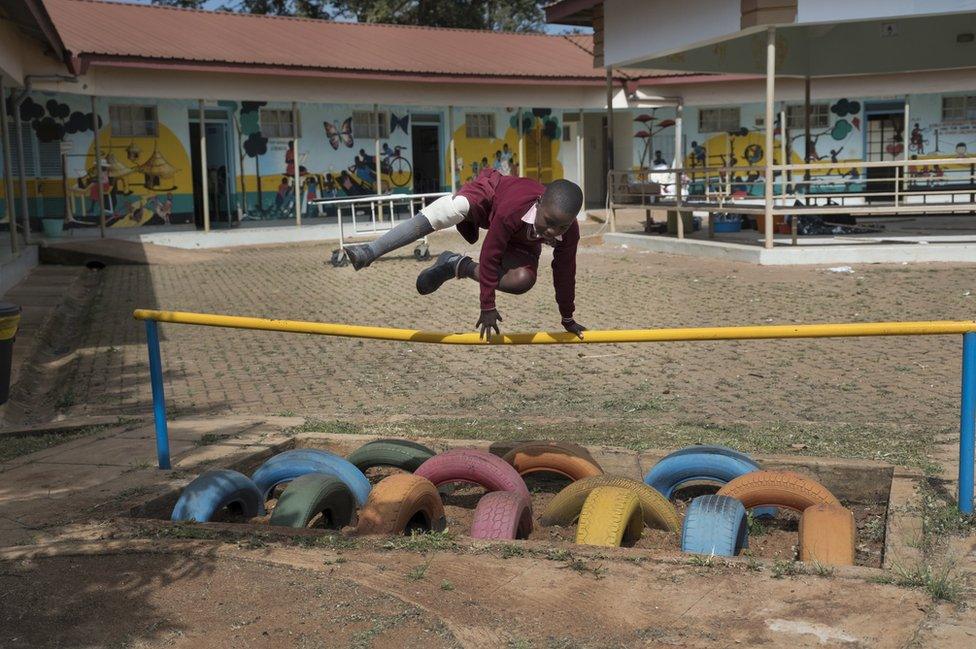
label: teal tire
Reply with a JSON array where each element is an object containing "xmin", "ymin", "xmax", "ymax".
[{"xmin": 269, "ymin": 473, "xmax": 356, "ymax": 529}]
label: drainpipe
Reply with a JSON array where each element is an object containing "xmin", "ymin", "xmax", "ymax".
[{"xmin": 0, "ymin": 78, "xmax": 17, "ymax": 253}]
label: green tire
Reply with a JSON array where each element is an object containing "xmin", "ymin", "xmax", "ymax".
[
  {"xmin": 346, "ymin": 439, "xmax": 436, "ymax": 473},
  {"xmin": 268, "ymin": 473, "xmax": 356, "ymax": 529}
]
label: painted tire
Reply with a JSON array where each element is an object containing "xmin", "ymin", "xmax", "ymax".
[
  {"xmin": 717, "ymin": 470, "xmax": 840, "ymax": 512},
  {"xmin": 171, "ymin": 469, "xmax": 262, "ymax": 523},
  {"xmin": 356, "ymin": 473, "xmax": 446, "ymax": 536},
  {"xmin": 645, "ymin": 447, "xmax": 777, "ymax": 518},
  {"xmin": 575, "ymin": 486, "xmax": 644, "ymax": 547},
  {"xmin": 470, "ymin": 491, "xmax": 533, "ymax": 540},
  {"xmin": 502, "ymin": 442, "xmax": 603, "ymax": 481},
  {"xmin": 268, "ymin": 473, "xmax": 356, "ymax": 529},
  {"xmin": 346, "ymin": 439, "xmax": 436, "ymax": 473},
  {"xmin": 540, "ymin": 475, "xmax": 680, "ymax": 533},
  {"xmin": 252, "ymin": 451, "xmax": 371, "ymax": 512},
  {"xmin": 799, "ymin": 504, "xmax": 856, "ymax": 566},
  {"xmin": 681, "ymin": 494, "xmax": 748, "ymax": 557},
  {"xmin": 415, "ymin": 449, "xmax": 531, "ymax": 506}
]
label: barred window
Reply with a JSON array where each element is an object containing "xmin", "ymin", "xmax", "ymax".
[
  {"xmin": 698, "ymin": 107, "xmax": 740, "ymax": 133},
  {"xmin": 942, "ymin": 96, "xmax": 976, "ymax": 122},
  {"xmin": 787, "ymin": 103, "xmax": 829, "ymax": 129},
  {"xmin": 352, "ymin": 110, "xmax": 388, "ymax": 139},
  {"xmin": 465, "ymin": 113, "xmax": 496, "ymax": 139},
  {"xmin": 260, "ymin": 108, "xmax": 301, "ymax": 138},
  {"xmin": 109, "ymin": 104, "xmax": 157, "ymax": 137}
]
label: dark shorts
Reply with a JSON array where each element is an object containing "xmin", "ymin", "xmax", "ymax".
[{"xmin": 501, "ymin": 245, "xmax": 539, "ymax": 279}]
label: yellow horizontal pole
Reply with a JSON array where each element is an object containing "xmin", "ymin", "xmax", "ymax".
[{"xmin": 133, "ymin": 310, "xmax": 976, "ymax": 345}]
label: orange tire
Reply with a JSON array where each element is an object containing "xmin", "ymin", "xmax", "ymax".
[
  {"xmin": 502, "ymin": 441, "xmax": 603, "ymax": 481},
  {"xmin": 716, "ymin": 470, "xmax": 840, "ymax": 512},
  {"xmin": 799, "ymin": 504, "xmax": 856, "ymax": 567},
  {"xmin": 355, "ymin": 473, "xmax": 446, "ymax": 536}
]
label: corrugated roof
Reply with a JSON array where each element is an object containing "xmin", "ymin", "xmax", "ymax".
[{"xmin": 43, "ymin": 0, "xmax": 612, "ymax": 80}]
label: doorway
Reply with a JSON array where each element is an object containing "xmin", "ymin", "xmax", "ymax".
[
  {"xmin": 865, "ymin": 104, "xmax": 904, "ymax": 202},
  {"xmin": 411, "ymin": 121, "xmax": 441, "ymax": 193},
  {"xmin": 189, "ymin": 114, "xmax": 236, "ymax": 229},
  {"xmin": 582, "ymin": 113, "xmax": 607, "ymax": 208}
]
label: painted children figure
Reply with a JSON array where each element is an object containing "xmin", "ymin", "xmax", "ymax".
[{"xmin": 343, "ymin": 169, "xmax": 586, "ymax": 340}]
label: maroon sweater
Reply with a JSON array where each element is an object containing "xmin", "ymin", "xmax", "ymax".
[{"xmin": 457, "ymin": 169, "xmax": 579, "ymax": 319}]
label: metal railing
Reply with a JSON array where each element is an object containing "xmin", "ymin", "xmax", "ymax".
[
  {"xmin": 133, "ymin": 308, "xmax": 976, "ymax": 514},
  {"xmin": 309, "ymin": 192, "xmax": 449, "ymax": 264}
]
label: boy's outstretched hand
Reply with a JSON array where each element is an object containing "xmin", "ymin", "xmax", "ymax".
[
  {"xmin": 562, "ymin": 318, "xmax": 587, "ymax": 340},
  {"xmin": 477, "ymin": 308, "xmax": 502, "ymax": 340}
]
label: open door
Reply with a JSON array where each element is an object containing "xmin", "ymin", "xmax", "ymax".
[{"xmin": 865, "ymin": 107, "xmax": 904, "ymax": 202}]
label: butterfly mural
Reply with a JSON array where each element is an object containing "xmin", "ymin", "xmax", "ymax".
[
  {"xmin": 324, "ymin": 118, "xmax": 354, "ymax": 150},
  {"xmin": 390, "ymin": 113, "xmax": 410, "ymax": 135}
]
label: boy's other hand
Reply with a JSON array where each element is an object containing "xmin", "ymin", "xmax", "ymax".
[
  {"xmin": 476, "ymin": 309, "xmax": 502, "ymax": 341},
  {"xmin": 562, "ymin": 318, "xmax": 586, "ymax": 340}
]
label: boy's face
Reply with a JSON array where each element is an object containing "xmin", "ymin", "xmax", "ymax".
[{"xmin": 535, "ymin": 198, "xmax": 574, "ymax": 239}]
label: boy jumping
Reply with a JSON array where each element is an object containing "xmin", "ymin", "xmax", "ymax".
[{"xmin": 343, "ymin": 169, "xmax": 586, "ymax": 340}]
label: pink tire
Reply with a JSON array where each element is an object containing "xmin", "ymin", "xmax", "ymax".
[
  {"xmin": 415, "ymin": 449, "xmax": 531, "ymax": 507},
  {"xmin": 470, "ymin": 491, "xmax": 533, "ymax": 540}
]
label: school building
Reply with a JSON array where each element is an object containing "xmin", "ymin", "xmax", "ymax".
[{"xmin": 2, "ymin": 0, "xmax": 976, "ymax": 267}]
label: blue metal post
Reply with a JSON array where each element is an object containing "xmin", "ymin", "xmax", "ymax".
[
  {"xmin": 959, "ymin": 332, "xmax": 976, "ymax": 514},
  {"xmin": 146, "ymin": 320, "xmax": 171, "ymax": 469}
]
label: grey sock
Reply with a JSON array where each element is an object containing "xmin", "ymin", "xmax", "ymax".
[{"xmin": 367, "ymin": 213, "xmax": 435, "ymax": 260}]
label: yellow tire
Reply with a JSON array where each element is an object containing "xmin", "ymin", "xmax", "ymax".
[
  {"xmin": 575, "ymin": 486, "xmax": 644, "ymax": 547},
  {"xmin": 541, "ymin": 475, "xmax": 680, "ymax": 533}
]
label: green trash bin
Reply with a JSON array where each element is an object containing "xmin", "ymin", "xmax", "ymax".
[{"xmin": 0, "ymin": 303, "xmax": 21, "ymax": 405}]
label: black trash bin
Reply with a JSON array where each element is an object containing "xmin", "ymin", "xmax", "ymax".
[{"xmin": 0, "ymin": 303, "xmax": 21, "ymax": 405}]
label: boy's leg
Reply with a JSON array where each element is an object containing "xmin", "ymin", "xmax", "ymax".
[
  {"xmin": 416, "ymin": 246, "xmax": 537, "ymax": 296},
  {"xmin": 344, "ymin": 195, "xmax": 470, "ymax": 270}
]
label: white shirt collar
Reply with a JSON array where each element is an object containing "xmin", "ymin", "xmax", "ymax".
[{"xmin": 521, "ymin": 203, "xmax": 562, "ymax": 241}]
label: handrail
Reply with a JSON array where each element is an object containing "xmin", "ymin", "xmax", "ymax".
[
  {"xmin": 308, "ymin": 191, "xmax": 448, "ymax": 207},
  {"xmin": 133, "ymin": 309, "xmax": 976, "ymax": 345}
]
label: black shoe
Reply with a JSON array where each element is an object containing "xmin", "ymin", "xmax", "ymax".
[
  {"xmin": 416, "ymin": 251, "xmax": 463, "ymax": 295},
  {"xmin": 344, "ymin": 244, "xmax": 374, "ymax": 270}
]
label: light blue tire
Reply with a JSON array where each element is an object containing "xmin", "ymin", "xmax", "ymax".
[
  {"xmin": 171, "ymin": 469, "xmax": 262, "ymax": 523},
  {"xmin": 644, "ymin": 446, "xmax": 776, "ymax": 518},
  {"xmin": 681, "ymin": 494, "xmax": 748, "ymax": 557},
  {"xmin": 252, "ymin": 450, "xmax": 371, "ymax": 513}
]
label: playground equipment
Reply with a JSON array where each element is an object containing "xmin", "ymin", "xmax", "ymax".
[
  {"xmin": 268, "ymin": 473, "xmax": 356, "ymax": 529},
  {"xmin": 541, "ymin": 475, "xmax": 680, "ymax": 533},
  {"xmin": 346, "ymin": 439, "xmax": 436, "ymax": 473},
  {"xmin": 502, "ymin": 441, "xmax": 604, "ymax": 481},
  {"xmin": 470, "ymin": 491, "xmax": 533, "ymax": 541},
  {"xmin": 681, "ymin": 495, "xmax": 749, "ymax": 557},
  {"xmin": 135, "ymin": 309, "xmax": 976, "ymax": 515},
  {"xmin": 356, "ymin": 473, "xmax": 446, "ymax": 536},
  {"xmin": 171, "ymin": 469, "xmax": 263, "ymax": 523},
  {"xmin": 251, "ymin": 449, "xmax": 371, "ymax": 512},
  {"xmin": 799, "ymin": 504, "xmax": 857, "ymax": 567},
  {"xmin": 716, "ymin": 470, "xmax": 841, "ymax": 511},
  {"xmin": 575, "ymin": 486, "xmax": 646, "ymax": 548},
  {"xmin": 414, "ymin": 449, "xmax": 531, "ymax": 506}
]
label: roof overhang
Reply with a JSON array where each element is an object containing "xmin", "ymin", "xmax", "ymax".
[{"xmin": 545, "ymin": 0, "xmax": 603, "ymax": 26}]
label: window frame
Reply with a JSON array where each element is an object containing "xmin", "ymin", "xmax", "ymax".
[
  {"xmin": 109, "ymin": 104, "xmax": 158, "ymax": 137},
  {"xmin": 465, "ymin": 112, "xmax": 496, "ymax": 139},
  {"xmin": 942, "ymin": 95, "xmax": 976, "ymax": 122},
  {"xmin": 352, "ymin": 110, "xmax": 389, "ymax": 139},
  {"xmin": 786, "ymin": 103, "xmax": 829, "ymax": 130},
  {"xmin": 260, "ymin": 108, "xmax": 301, "ymax": 139},
  {"xmin": 698, "ymin": 107, "xmax": 740, "ymax": 133}
]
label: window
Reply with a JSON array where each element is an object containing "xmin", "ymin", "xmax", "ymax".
[
  {"xmin": 37, "ymin": 140, "xmax": 63, "ymax": 177},
  {"xmin": 109, "ymin": 104, "xmax": 157, "ymax": 137},
  {"xmin": 465, "ymin": 113, "xmax": 496, "ymax": 139},
  {"xmin": 942, "ymin": 95, "xmax": 976, "ymax": 121},
  {"xmin": 352, "ymin": 110, "xmax": 388, "ymax": 139},
  {"xmin": 5, "ymin": 122, "xmax": 36, "ymax": 176},
  {"xmin": 698, "ymin": 107, "xmax": 740, "ymax": 133},
  {"xmin": 787, "ymin": 103, "xmax": 829, "ymax": 129},
  {"xmin": 260, "ymin": 108, "xmax": 300, "ymax": 138}
]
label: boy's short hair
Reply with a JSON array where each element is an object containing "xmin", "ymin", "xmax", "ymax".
[{"xmin": 541, "ymin": 179, "xmax": 583, "ymax": 221}]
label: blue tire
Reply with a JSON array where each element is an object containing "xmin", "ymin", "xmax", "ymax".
[
  {"xmin": 681, "ymin": 494, "xmax": 748, "ymax": 557},
  {"xmin": 252, "ymin": 450, "xmax": 371, "ymax": 512},
  {"xmin": 171, "ymin": 469, "xmax": 262, "ymax": 523},
  {"xmin": 644, "ymin": 447, "xmax": 776, "ymax": 518}
]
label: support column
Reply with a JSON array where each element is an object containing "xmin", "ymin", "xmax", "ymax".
[
  {"xmin": 576, "ymin": 111, "xmax": 585, "ymax": 199},
  {"xmin": 91, "ymin": 95, "xmax": 106, "ymax": 238},
  {"xmin": 292, "ymin": 101, "xmax": 301, "ymax": 226},
  {"xmin": 960, "ymin": 332, "xmax": 976, "ymax": 514},
  {"xmin": 373, "ymin": 103, "xmax": 382, "ymax": 196},
  {"xmin": 0, "ymin": 80, "xmax": 17, "ymax": 253},
  {"xmin": 448, "ymin": 105, "xmax": 456, "ymax": 192},
  {"xmin": 605, "ymin": 68, "xmax": 615, "ymax": 232},
  {"xmin": 674, "ymin": 100, "xmax": 684, "ymax": 217},
  {"xmin": 902, "ymin": 95, "xmax": 910, "ymax": 202},
  {"xmin": 518, "ymin": 107, "xmax": 526, "ymax": 178},
  {"xmin": 763, "ymin": 27, "xmax": 776, "ymax": 249},
  {"xmin": 13, "ymin": 95, "xmax": 30, "ymax": 244},
  {"xmin": 199, "ymin": 100, "xmax": 210, "ymax": 232}
]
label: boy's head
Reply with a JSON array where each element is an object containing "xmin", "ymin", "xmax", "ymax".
[{"xmin": 536, "ymin": 179, "xmax": 583, "ymax": 238}]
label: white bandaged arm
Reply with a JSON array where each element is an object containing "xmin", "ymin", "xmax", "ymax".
[{"xmin": 421, "ymin": 194, "xmax": 470, "ymax": 230}]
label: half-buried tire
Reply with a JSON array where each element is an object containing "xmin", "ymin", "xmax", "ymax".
[
  {"xmin": 470, "ymin": 491, "xmax": 533, "ymax": 540},
  {"xmin": 716, "ymin": 470, "xmax": 840, "ymax": 512},
  {"xmin": 502, "ymin": 441, "xmax": 603, "ymax": 481},
  {"xmin": 540, "ymin": 475, "xmax": 680, "ymax": 533},
  {"xmin": 346, "ymin": 439, "xmax": 436, "ymax": 473},
  {"xmin": 356, "ymin": 473, "xmax": 446, "ymax": 535},
  {"xmin": 171, "ymin": 469, "xmax": 262, "ymax": 523},
  {"xmin": 799, "ymin": 504, "xmax": 856, "ymax": 566},
  {"xmin": 252, "ymin": 450, "xmax": 371, "ymax": 513},
  {"xmin": 575, "ymin": 486, "xmax": 644, "ymax": 547},
  {"xmin": 681, "ymin": 494, "xmax": 748, "ymax": 557},
  {"xmin": 415, "ymin": 449, "xmax": 531, "ymax": 506},
  {"xmin": 268, "ymin": 473, "xmax": 356, "ymax": 529}
]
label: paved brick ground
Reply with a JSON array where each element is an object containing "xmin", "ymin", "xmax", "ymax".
[{"xmin": 32, "ymin": 224, "xmax": 971, "ymax": 451}]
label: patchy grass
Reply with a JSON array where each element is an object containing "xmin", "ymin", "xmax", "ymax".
[
  {"xmin": 883, "ymin": 561, "xmax": 967, "ymax": 603},
  {"xmin": 406, "ymin": 561, "xmax": 430, "ymax": 581},
  {"xmin": 0, "ymin": 424, "xmax": 111, "ymax": 464},
  {"xmin": 771, "ymin": 559, "xmax": 801, "ymax": 579},
  {"xmin": 381, "ymin": 530, "xmax": 457, "ymax": 553}
]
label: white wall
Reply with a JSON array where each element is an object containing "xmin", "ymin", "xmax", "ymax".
[{"xmin": 797, "ymin": 0, "xmax": 976, "ymax": 23}]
